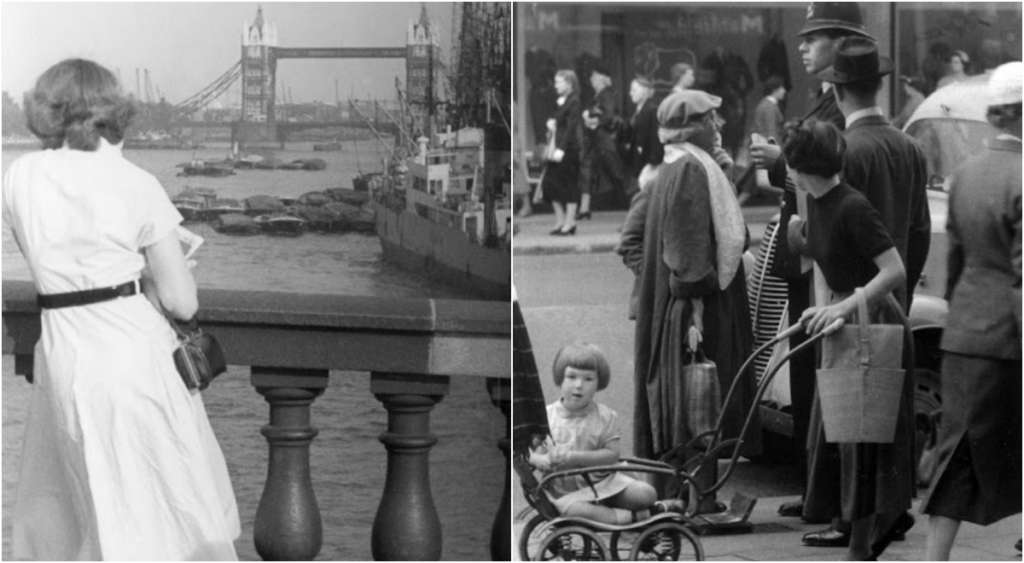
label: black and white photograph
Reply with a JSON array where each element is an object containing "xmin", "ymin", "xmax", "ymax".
[
  {"xmin": 512, "ymin": 2, "xmax": 1021, "ymax": 561},
  {"xmin": 2, "ymin": 2, "xmax": 511, "ymax": 560}
]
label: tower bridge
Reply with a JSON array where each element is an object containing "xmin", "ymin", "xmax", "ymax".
[{"xmin": 170, "ymin": 5, "xmax": 440, "ymax": 149}]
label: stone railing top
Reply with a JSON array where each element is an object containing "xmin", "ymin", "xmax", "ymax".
[{"xmin": 3, "ymin": 280, "xmax": 510, "ymax": 378}]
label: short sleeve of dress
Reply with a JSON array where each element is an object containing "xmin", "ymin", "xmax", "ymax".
[
  {"xmin": 597, "ymin": 405, "xmax": 622, "ymax": 450},
  {"xmin": 136, "ymin": 174, "xmax": 183, "ymax": 249},
  {"xmin": 846, "ymin": 196, "xmax": 894, "ymax": 260}
]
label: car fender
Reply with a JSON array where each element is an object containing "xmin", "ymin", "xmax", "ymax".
[{"xmin": 909, "ymin": 294, "xmax": 947, "ymax": 332}]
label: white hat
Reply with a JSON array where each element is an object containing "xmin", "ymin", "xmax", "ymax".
[{"xmin": 988, "ymin": 61, "xmax": 1023, "ymax": 106}]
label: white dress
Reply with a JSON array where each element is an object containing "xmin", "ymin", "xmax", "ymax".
[{"xmin": 2, "ymin": 140, "xmax": 240, "ymax": 560}]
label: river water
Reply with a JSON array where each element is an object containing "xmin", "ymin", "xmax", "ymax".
[{"xmin": 1, "ymin": 141, "xmax": 508, "ymax": 560}]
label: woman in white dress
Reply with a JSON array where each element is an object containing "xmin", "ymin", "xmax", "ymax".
[{"xmin": 3, "ymin": 59, "xmax": 240, "ymax": 560}]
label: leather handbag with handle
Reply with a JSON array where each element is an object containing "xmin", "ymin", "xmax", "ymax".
[
  {"xmin": 171, "ymin": 317, "xmax": 227, "ymax": 391},
  {"xmin": 816, "ymin": 288, "xmax": 905, "ymax": 443}
]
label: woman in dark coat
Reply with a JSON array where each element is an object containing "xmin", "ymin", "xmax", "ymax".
[
  {"xmin": 922, "ymin": 62, "xmax": 1022, "ymax": 560},
  {"xmin": 540, "ymin": 69, "xmax": 583, "ymax": 236},
  {"xmin": 632, "ymin": 90, "xmax": 757, "ymax": 513}
]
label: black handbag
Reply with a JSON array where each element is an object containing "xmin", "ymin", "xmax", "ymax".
[{"xmin": 171, "ymin": 317, "xmax": 227, "ymax": 391}]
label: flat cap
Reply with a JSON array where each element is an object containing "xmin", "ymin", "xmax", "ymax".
[{"xmin": 657, "ymin": 90, "xmax": 722, "ymax": 129}]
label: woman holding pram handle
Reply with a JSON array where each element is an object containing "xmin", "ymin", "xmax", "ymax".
[{"xmin": 783, "ymin": 118, "xmax": 915, "ymax": 561}]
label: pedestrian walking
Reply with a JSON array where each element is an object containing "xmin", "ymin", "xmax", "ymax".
[
  {"xmin": 752, "ymin": 76, "xmax": 787, "ymax": 143},
  {"xmin": 921, "ymin": 61, "xmax": 1022, "ymax": 561},
  {"xmin": 625, "ymin": 77, "xmax": 664, "ymax": 194},
  {"xmin": 540, "ymin": 69, "xmax": 584, "ymax": 236},
  {"xmin": 632, "ymin": 90, "xmax": 757, "ymax": 513},
  {"xmin": 580, "ymin": 64, "xmax": 627, "ymax": 216},
  {"xmin": 4, "ymin": 58, "xmax": 240, "ymax": 560},
  {"xmin": 747, "ymin": 2, "xmax": 870, "ymax": 537}
]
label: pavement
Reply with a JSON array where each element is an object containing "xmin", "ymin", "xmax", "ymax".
[
  {"xmin": 512, "ymin": 205, "xmax": 1021, "ymax": 561},
  {"xmin": 512, "ymin": 205, "xmax": 778, "ymax": 256}
]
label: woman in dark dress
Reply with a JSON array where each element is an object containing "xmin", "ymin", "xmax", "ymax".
[
  {"xmin": 540, "ymin": 69, "xmax": 583, "ymax": 236},
  {"xmin": 783, "ymin": 119, "xmax": 915, "ymax": 561}
]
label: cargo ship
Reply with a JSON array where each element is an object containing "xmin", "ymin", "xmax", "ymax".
[{"xmin": 365, "ymin": 3, "xmax": 511, "ymax": 301}]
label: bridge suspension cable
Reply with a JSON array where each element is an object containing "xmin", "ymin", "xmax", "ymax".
[{"xmin": 173, "ymin": 61, "xmax": 242, "ymax": 116}]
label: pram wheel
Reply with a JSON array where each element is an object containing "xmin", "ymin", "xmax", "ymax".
[
  {"xmin": 534, "ymin": 525, "xmax": 610, "ymax": 560},
  {"xmin": 629, "ymin": 522, "xmax": 704, "ymax": 561},
  {"xmin": 519, "ymin": 514, "xmax": 551, "ymax": 561}
]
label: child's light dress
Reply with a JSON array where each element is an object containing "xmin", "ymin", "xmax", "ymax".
[{"xmin": 546, "ymin": 400, "xmax": 640, "ymax": 513}]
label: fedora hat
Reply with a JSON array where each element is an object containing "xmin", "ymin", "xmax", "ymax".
[
  {"xmin": 817, "ymin": 36, "xmax": 894, "ymax": 84},
  {"xmin": 798, "ymin": 2, "xmax": 874, "ymax": 40}
]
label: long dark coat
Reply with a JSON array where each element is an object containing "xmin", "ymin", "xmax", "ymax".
[
  {"xmin": 626, "ymin": 98, "xmax": 663, "ymax": 178},
  {"xmin": 632, "ymin": 152, "xmax": 758, "ymax": 461},
  {"xmin": 842, "ymin": 115, "xmax": 931, "ymax": 310},
  {"xmin": 541, "ymin": 94, "xmax": 583, "ymax": 205}
]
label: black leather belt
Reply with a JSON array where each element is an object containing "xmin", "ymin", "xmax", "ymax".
[{"xmin": 37, "ymin": 280, "xmax": 140, "ymax": 309}]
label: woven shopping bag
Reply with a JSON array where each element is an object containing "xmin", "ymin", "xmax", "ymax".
[
  {"xmin": 816, "ymin": 288, "xmax": 905, "ymax": 443},
  {"xmin": 682, "ymin": 346, "xmax": 721, "ymax": 448}
]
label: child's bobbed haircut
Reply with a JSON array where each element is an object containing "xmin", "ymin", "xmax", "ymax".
[
  {"xmin": 781, "ymin": 118, "xmax": 846, "ymax": 179},
  {"xmin": 24, "ymin": 58, "xmax": 137, "ymax": 151},
  {"xmin": 552, "ymin": 342, "xmax": 611, "ymax": 390}
]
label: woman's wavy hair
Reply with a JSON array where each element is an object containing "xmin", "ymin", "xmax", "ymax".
[
  {"xmin": 552, "ymin": 342, "xmax": 611, "ymax": 391},
  {"xmin": 781, "ymin": 118, "xmax": 846, "ymax": 178},
  {"xmin": 555, "ymin": 69, "xmax": 579, "ymax": 96},
  {"xmin": 24, "ymin": 59, "xmax": 137, "ymax": 151}
]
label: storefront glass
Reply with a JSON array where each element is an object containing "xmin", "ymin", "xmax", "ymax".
[{"xmin": 514, "ymin": 2, "xmax": 1021, "ymax": 159}]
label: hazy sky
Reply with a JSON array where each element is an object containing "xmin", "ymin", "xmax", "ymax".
[{"xmin": 1, "ymin": 2, "xmax": 454, "ymax": 106}]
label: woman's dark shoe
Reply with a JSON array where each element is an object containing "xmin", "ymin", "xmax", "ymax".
[
  {"xmin": 870, "ymin": 511, "xmax": 915, "ymax": 559},
  {"xmin": 549, "ymin": 227, "xmax": 564, "ymax": 235},
  {"xmin": 802, "ymin": 526, "xmax": 850, "ymax": 547},
  {"xmin": 778, "ymin": 499, "xmax": 803, "ymax": 517},
  {"xmin": 553, "ymin": 226, "xmax": 576, "ymax": 236},
  {"xmin": 577, "ymin": 211, "xmax": 592, "ymax": 220}
]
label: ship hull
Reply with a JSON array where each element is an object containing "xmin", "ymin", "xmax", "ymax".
[{"xmin": 373, "ymin": 202, "xmax": 509, "ymax": 301}]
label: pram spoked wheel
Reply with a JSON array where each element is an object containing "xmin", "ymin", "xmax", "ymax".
[
  {"xmin": 624, "ymin": 521, "xmax": 703, "ymax": 561},
  {"xmin": 533, "ymin": 525, "xmax": 610, "ymax": 561}
]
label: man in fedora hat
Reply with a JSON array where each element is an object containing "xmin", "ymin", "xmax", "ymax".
[
  {"xmin": 748, "ymin": 2, "xmax": 874, "ymax": 538},
  {"xmin": 792, "ymin": 34, "xmax": 929, "ymax": 560}
]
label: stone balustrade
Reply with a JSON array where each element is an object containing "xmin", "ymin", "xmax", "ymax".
[{"xmin": 2, "ymin": 280, "xmax": 510, "ymax": 561}]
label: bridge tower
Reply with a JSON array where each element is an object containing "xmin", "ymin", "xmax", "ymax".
[
  {"xmin": 406, "ymin": 5, "xmax": 442, "ymax": 139},
  {"xmin": 240, "ymin": 6, "xmax": 278, "ymax": 143}
]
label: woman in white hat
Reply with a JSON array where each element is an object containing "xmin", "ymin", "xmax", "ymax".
[{"xmin": 922, "ymin": 61, "xmax": 1022, "ymax": 561}]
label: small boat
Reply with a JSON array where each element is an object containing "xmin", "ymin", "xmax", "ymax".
[
  {"xmin": 234, "ymin": 154, "xmax": 264, "ymax": 169},
  {"xmin": 214, "ymin": 213, "xmax": 260, "ymax": 235},
  {"xmin": 352, "ymin": 172, "xmax": 381, "ymax": 192},
  {"xmin": 297, "ymin": 191, "xmax": 332, "ymax": 207},
  {"xmin": 313, "ymin": 141, "xmax": 342, "ymax": 152},
  {"xmin": 324, "ymin": 187, "xmax": 370, "ymax": 207},
  {"xmin": 172, "ymin": 196, "xmax": 206, "ymax": 223},
  {"xmin": 178, "ymin": 186, "xmax": 218, "ymax": 201},
  {"xmin": 244, "ymin": 195, "xmax": 286, "ymax": 216},
  {"xmin": 279, "ymin": 196, "xmax": 298, "ymax": 207},
  {"xmin": 291, "ymin": 158, "xmax": 327, "ymax": 171},
  {"xmin": 254, "ymin": 158, "xmax": 284, "ymax": 170},
  {"xmin": 180, "ymin": 160, "xmax": 235, "ymax": 177},
  {"xmin": 255, "ymin": 213, "xmax": 307, "ymax": 236},
  {"xmin": 324, "ymin": 201, "xmax": 375, "ymax": 233},
  {"xmin": 203, "ymin": 198, "xmax": 245, "ymax": 219},
  {"xmin": 278, "ymin": 161, "xmax": 304, "ymax": 171},
  {"xmin": 292, "ymin": 204, "xmax": 343, "ymax": 233}
]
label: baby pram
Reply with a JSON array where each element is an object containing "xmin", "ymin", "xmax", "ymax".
[{"xmin": 514, "ymin": 312, "xmax": 840, "ymax": 561}]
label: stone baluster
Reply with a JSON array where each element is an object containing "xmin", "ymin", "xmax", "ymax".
[
  {"xmin": 251, "ymin": 367, "xmax": 328, "ymax": 561},
  {"xmin": 370, "ymin": 372, "xmax": 450, "ymax": 561},
  {"xmin": 488, "ymin": 378, "xmax": 511, "ymax": 561}
]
